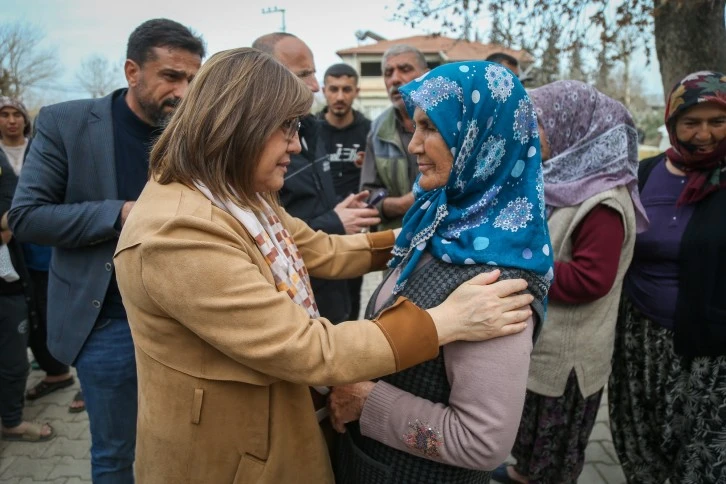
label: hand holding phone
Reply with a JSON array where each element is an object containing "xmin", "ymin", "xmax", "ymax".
[{"xmin": 365, "ymin": 189, "xmax": 388, "ymax": 208}]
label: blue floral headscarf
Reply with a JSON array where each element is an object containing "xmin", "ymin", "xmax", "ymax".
[{"xmin": 391, "ymin": 61, "xmax": 553, "ymax": 294}]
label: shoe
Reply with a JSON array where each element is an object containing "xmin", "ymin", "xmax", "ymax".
[
  {"xmin": 491, "ymin": 464, "xmax": 520, "ymax": 483},
  {"xmin": 1, "ymin": 422, "xmax": 55, "ymax": 442},
  {"xmin": 68, "ymin": 390, "xmax": 85, "ymax": 413},
  {"xmin": 25, "ymin": 377, "xmax": 75, "ymax": 400}
]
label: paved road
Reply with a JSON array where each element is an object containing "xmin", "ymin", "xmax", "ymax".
[{"xmin": 0, "ymin": 272, "xmax": 627, "ymax": 483}]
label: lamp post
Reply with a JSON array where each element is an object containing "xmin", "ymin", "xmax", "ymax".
[{"xmin": 262, "ymin": 6, "xmax": 286, "ymax": 32}]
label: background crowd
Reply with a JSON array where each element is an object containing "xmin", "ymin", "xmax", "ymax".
[{"xmin": 0, "ymin": 15, "xmax": 724, "ymax": 484}]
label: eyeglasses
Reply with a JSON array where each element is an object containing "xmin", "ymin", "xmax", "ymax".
[{"xmin": 281, "ymin": 117, "xmax": 301, "ymax": 141}]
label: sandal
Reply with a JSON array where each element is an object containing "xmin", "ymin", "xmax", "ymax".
[
  {"xmin": 2, "ymin": 422, "xmax": 55, "ymax": 442},
  {"xmin": 492, "ymin": 464, "xmax": 525, "ymax": 484},
  {"xmin": 68, "ymin": 390, "xmax": 85, "ymax": 414},
  {"xmin": 25, "ymin": 377, "xmax": 75, "ymax": 400}
]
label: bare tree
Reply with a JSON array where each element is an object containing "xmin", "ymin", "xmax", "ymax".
[
  {"xmin": 487, "ymin": 4, "xmax": 517, "ymax": 47},
  {"xmin": 653, "ymin": 0, "xmax": 726, "ymax": 93},
  {"xmin": 568, "ymin": 38, "xmax": 589, "ymax": 82},
  {"xmin": 392, "ymin": 0, "xmax": 726, "ymax": 98},
  {"xmin": 594, "ymin": 43, "xmax": 613, "ymax": 93},
  {"xmin": 530, "ymin": 22, "xmax": 562, "ymax": 87},
  {"xmin": 76, "ymin": 55, "xmax": 122, "ymax": 98},
  {"xmin": 0, "ymin": 21, "xmax": 60, "ymax": 98}
]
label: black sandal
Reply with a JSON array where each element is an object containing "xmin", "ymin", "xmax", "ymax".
[
  {"xmin": 68, "ymin": 390, "xmax": 86, "ymax": 414},
  {"xmin": 25, "ymin": 377, "xmax": 75, "ymax": 400}
]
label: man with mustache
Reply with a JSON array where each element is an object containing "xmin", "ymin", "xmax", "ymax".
[
  {"xmin": 9, "ymin": 19, "xmax": 204, "ymax": 483},
  {"xmin": 360, "ymin": 44, "xmax": 429, "ymax": 229}
]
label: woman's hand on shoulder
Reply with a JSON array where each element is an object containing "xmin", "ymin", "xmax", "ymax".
[
  {"xmin": 328, "ymin": 381, "xmax": 376, "ymax": 433},
  {"xmin": 427, "ymin": 270, "xmax": 533, "ymax": 345}
]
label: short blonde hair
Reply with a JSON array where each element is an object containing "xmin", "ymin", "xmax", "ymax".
[{"xmin": 150, "ymin": 47, "xmax": 313, "ymax": 210}]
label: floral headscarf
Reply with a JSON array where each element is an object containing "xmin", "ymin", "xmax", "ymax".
[
  {"xmin": 391, "ymin": 61, "xmax": 554, "ymax": 295},
  {"xmin": 528, "ymin": 80, "xmax": 648, "ymax": 232},
  {"xmin": 664, "ymin": 71, "xmax": 726, "ymax": 205}
]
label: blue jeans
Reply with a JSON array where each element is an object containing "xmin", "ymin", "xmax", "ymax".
[{"xmin": 75, "ymin": 318, "xmax": 137, "ymax": 484}]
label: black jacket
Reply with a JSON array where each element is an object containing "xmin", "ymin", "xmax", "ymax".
[
  {"xmin": 639, "ymin": 154, "xmax": 726, "ymax": 357},
  {"xmin": 316, "ymin": 109, "xmax": 371, "ymax": 200},
  {"xmin": 0, "ymin": 151, "xmax": 34, "ymax": 318},
  {"xmin": 279, "ymin": 114, "xmax": 350, "ymax": 323}
]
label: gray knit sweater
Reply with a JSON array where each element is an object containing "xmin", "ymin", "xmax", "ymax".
[{"xmin": 335, "ymin": 257, "xmax": 547, "ymax": 483}]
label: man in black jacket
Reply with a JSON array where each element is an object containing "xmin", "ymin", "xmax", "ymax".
[
  {"xmin": 317, "ymin": 63, "xmax": 372, "ymax": 319},
  {"xmin": 252, "ymin": 33, "xmax": 379, "ymax": 323},
  {"xmin": 0, "ymin": 151, "xmax": 54, "ymax": 442}
]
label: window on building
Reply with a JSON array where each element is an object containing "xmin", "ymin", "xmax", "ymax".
[{"xmin": 360, "ymin": 62, "xmax": 381, "ymax": 77}]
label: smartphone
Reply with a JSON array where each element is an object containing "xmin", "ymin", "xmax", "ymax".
[{"xmin": 365, "ymin": 189, "xmax": 388, "ymax": 208}]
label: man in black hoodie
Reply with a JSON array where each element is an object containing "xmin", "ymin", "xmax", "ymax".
[
  {"xmin": 317, "ymin": 63, "xmax": 372, "ymax": 319},
  {"xmin": 252, "ymin": 34, "xmax": 379, "ymax": 323},
  {"xmin": 317, "ymin": 64, "xmax": 372, "ymax": 201}
]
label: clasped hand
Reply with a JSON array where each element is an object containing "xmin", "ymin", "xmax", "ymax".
[
  {"xmin": 427, "ymin": 270, "xmax": 534, "ymax": 346},
  {"xmin": 334, "ymin": 191, "xmax": 380, "ymax": 234},
  {"xmin": 328, "ymin": 381, "xmax": 375, "ymax": 433}
]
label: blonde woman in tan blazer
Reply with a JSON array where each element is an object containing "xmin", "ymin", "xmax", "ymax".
[{"xmin": 113, "ymin": 48, "xmax": 535, "ymax": 484}]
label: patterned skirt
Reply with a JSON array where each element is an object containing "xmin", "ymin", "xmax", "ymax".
[
  {"xmin": 608, "ymin": 296, "xmax": 726, "ymax": 484},
  {"xmin": 511, "ymin": 371, "xmax": 603, "ymax": 484}
]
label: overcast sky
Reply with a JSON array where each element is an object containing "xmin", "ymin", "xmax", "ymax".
[{"xmin": 2, "ymin": 0, "xmax": 663, "ymax": 106}]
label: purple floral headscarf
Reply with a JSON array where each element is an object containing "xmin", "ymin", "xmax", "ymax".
[{"xmin": 529, "ymin": 80, "xmax": 648, "ymax": 232}]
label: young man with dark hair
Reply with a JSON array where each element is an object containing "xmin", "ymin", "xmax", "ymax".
[
  {"xmin": 0, "ymin": 97, "xmax": 31, "ymax": 174},
  {"xmin": 9, "ymin": 19, "xmax": 204, "ymax": 483},
  {"xmin": 485, "ymin": 52, "xmax": 521, "ymax": 77},
  {"xmin": 318, "ymin": 63, "xmax": 372, "ymax": 319},
  {"xmin": 319, "ymin": 63, "xmax": 371, "ymax": 200},
  {"xmin": 0, "ymin": 97, "xmax": 84, "ymax": 412}
]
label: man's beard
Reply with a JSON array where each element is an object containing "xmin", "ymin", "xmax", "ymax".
[
  {"xmin": 330, "ymin": 104, "xmax": 351, "ymax": 118},
  {"xmin": 138, "ymin": 96, "xmax": 180, "ymax": 127}
]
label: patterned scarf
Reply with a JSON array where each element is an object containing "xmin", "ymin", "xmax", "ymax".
[
  {"xmin": 392, "ymin": 61, "xmax": 554, "ymax": 295},
  {"xmin": 528, "ymin": 80, "xmax": 648, "ymax": 232},
  {"xmin": 664, "ymin": 71, "xmax": 726, "ymax": 206},
  {"xmin": 195, "ymin": 182, "xmax": 320, "ymax": 318}
]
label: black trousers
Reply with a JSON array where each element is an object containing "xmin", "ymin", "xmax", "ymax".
[
  {"xmin": 27, "ymin": 270, "xmax": 68, "ymax": 376},
  {"xmin": 0, "ymin": 293, "xmax": 30, "ymax": 427}
]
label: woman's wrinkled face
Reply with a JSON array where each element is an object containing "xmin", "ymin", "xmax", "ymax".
[
  {"xmin": 674, "ymin": 102, "xmax": 726, "ymax": 154},
  {"xmin": 538, "ymin": 121, "xmax": 551, "ymax": 162},
  {"xmin": 408, "ymin": 108, "xmax": 454, "ymax": 191}
]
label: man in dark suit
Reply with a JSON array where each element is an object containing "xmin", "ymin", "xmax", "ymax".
[
  {"xmin": 9, "ymin": 19, "xmax": 204, "ymax": 483},
  {"xmin": 251, "ymin": 33, "xmax": 380, "ymax": 323}
]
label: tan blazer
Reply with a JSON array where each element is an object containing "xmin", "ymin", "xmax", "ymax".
[{"xmin": 114, "ymin": 181, "xmax": 439, "ymax": 484}]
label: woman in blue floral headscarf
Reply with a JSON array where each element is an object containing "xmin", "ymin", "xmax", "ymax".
[{"xmin": 328, "ymin": 61, "xmax": 552, "ymax": 484}]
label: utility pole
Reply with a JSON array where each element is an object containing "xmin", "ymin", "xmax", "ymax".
[{"xmin": 262, "ymin": 6, "xmax": 286, "ymax": 32}]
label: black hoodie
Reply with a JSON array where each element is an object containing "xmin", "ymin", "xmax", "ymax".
[{"xmin": 316, "ymin": 108, "xmax": 372, "ymax": 200}]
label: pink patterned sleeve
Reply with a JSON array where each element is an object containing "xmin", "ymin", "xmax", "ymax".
[{"xmin": 359, "ymin": 319, "xmax": 534, "ymax": 471}]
